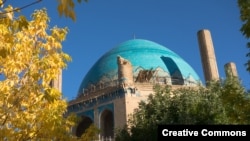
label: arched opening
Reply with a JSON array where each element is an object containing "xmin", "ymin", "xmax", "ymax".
[
  {"xmin": 100, "ymin": 110, "xmax": 114, "ymax": 138},
  {"xmin": 161, "ymin": 56, "xmax": 184, "ymax": 85},
  {"xmin": 76, "ymin": 116, "xmax": 93, "ymax": 137}
]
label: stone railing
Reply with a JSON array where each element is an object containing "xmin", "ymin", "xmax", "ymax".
[{"xmin": 68, "ymin": 76, "xmax": 200, "ymax": 106}]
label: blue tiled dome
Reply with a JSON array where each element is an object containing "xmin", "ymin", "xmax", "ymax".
[{"xmin": 78, "ymin": 39, "xmax": 201, "ymax": 95}]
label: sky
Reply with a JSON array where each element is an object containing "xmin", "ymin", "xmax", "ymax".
[{"xmin": 6, "ymin": 0, "xmax": 250, "ymax": 100}]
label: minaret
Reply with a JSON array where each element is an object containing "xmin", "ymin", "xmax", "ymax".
[
  {"xmin": 50, "ymin": 69, "xmax": 62, "ymax": 92},
  {"xmin": 197, "ymin": 29, "xmax": 219, "ymax": 84},
  {"xmin": 117, "ymin": 55, "xmax": 134, "ymax": 88},
  {"xmin": 224, "ymin": 62, "xmax": 238, "ymax": 78}
]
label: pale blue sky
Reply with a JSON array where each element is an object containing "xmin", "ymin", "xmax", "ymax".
[{"xmin": 7, "ymin": 0, "xmax": 250, "ymax": 100}]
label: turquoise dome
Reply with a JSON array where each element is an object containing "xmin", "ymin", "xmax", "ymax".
[{"xmin": 78, "ymin": 39, "xmax": 201, "ymax": 95}]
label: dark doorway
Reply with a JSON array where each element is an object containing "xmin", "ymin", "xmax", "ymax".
[
  {"xmin": 100, "ymin": 110, "xmax": 114, "ymax": 138},
  {"xmin": 76, "ymin": 116, "xmax": 93, "ymax": 137}
]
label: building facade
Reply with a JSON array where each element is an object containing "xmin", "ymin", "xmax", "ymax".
[{"xmin": 65, "ymin": 29, "xmax": 238, "ymax": 139}]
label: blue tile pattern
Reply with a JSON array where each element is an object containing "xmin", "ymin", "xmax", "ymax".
[{"xmin": 78, "ymin": 39, "xmax": 201, "ymax": 95}]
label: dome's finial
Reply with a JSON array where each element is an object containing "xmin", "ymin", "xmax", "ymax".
[{"xmin": 133, "ymin": 33, "xmax": 136, "ymax": 39}]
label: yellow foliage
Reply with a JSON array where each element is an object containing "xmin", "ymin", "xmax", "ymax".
[
  {"xmin": 57, "ymin": 0, "xmax": 88, "ymax": 21},
  {"xmin": 0, "ymin": 6, "xmax": 78, "ymax": 140}
]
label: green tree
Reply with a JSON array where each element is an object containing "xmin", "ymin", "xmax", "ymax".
[
  {"xmin": 116, "ymin": 78, "xmax": 250, "ymax": 140},
  {"xmin": 220, "ymin": 76, "xmax": 250, "ymax": 124},
  {"xmin": 238, "ymin": 0, "xmax": 250, "ymax": 72},
  {"xmin": 115, "ymin": 125, "xmax": 131, "ymax": 141}
]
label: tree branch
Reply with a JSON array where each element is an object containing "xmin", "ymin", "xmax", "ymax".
[{"xmin": 0, "ymin": 0, "xmax": 42, "ymax": 15}]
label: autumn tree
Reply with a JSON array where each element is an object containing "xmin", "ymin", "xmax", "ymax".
[
  {"xmin": 79, "ymin": 124, "xmax": 100, "ymax": 141},
  {"xmin": 0, "ymin": 4, "xmax": 81, "ymax": 140},
  {"xmin": 57, "ymin": 0, "xmax": 88, "ymax": 21}
]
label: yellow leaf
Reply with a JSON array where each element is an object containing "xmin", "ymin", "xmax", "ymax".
[{"xmin": 0, "ymin": 7, "xmax": 74, "ymax": 140}]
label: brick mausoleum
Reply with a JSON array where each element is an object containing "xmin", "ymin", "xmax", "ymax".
[{"xmin": 55, "ymin": 29, "xmax": 238, "ymax": 140}]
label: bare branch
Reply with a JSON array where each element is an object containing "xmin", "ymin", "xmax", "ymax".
[{"xmin": 0, "ymin": 0, "xmax": 42, "ymax": 15}]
